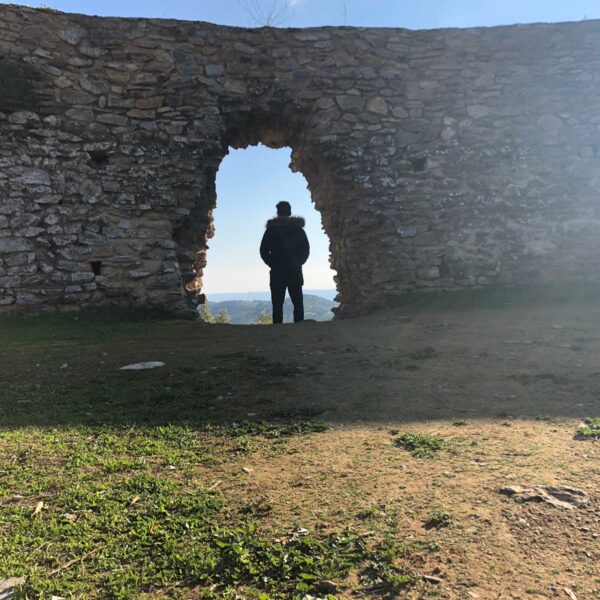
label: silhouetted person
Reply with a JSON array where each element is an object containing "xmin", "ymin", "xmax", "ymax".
[{"xmin": 260, "ymin": 201, "xmax": 310, "ymax": 324}]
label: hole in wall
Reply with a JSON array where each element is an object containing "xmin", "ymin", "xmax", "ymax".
[
  {"xmin": 411, "ymin": 157, "xmax": 428, "ymax": 173},
  {"xmin": 90, "ymin": 260, "xmax": 102, "ymax": 276},
  {"xmin": 201, "ymin": 144, "xmax": 338, "ymax": 324},
  {"xmin": 0, "ymin": 57, "xmax": 41, "ymax": 111},
  {"xmin": 439, "ymin": 256, "xmax": 451, "ymax": 278},
  {"xmin": 87, "ymin": 150, "xmax": 109, "ymax": 169}
]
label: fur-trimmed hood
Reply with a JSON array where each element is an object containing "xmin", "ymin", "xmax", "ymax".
[{"xmin": 265, "ymin": 216, "xmax": 306, "ymax": 228}]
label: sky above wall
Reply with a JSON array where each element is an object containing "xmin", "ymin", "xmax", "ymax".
[
  {"xmin": 5, "ymin": 1, "xmax": 599, "ymax": 28},
  {"xmin": 4, "ymin": 0, "xmax": 599, "ymax": 294}
]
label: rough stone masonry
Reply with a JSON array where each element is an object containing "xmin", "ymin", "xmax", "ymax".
[{"xmin": 1, "ymin": 5, "xmax": 600, "ymax": 317}]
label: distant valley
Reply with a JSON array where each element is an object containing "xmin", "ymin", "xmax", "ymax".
[
  {"xmin": 206, "ymin": 294, "xmax": 337, "ymax": 324},
  {"xmin": 206, "ymin": 289, "xmax": 337, "ymax": 302}
]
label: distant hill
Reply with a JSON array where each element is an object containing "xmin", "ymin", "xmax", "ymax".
[
  {"xmin": 206, "ymin": 289, "xmax": 337, "ymax": 302},
  {"xmin": 207, "ymin": 294, "xmax": 337, "ymax": 324}
]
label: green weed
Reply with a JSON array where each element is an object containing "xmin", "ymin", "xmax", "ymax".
[
  {"xmin": 425, "ymin": 507, "xmax": 452, "ymax": 529},
  {"xmin": 576, "ymin": 417, "xmax": 600, "ymax": 440},
  {"xmin": 393, "ymin": 432, "xmax": 445, "ymax": 458},
  {"xmin": 214, "ymin": 420, "xmax": 329, "ymax": 438},
  {"xmin": 357, "ymin": 505, "xmax": 380, "ymax": 520},
  {"xmin": 0, "ymin": 424, "xmax": 366, "ymax": 599},
  {"xmin": 360, "ymin": 535, "xmax": 438, "ymax": 593}
]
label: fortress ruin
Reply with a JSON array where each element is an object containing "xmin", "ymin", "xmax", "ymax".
[{"xmin": 1, "ymin": 5, "xmax": 600, "ymax": 317}]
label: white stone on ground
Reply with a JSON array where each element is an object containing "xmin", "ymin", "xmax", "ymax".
[{"xmin": 119, "ymin": 361, "xmax": 165, "ymax": 370}]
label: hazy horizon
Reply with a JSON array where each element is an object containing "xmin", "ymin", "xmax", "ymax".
[{"xmin": 205, "ymin": 289, "xmax": 338, "ymax": 303}]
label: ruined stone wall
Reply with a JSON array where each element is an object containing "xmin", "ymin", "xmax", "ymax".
[{"xmin": 1, "ymin": 5, "xmax": 600, "ymax": 317}]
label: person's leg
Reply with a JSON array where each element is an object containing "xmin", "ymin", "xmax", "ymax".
[
  {"xmin": 270, "ymin": 284, "xmax": 286, "ymax": 324},
  {"xmin": 288, "ymin": 284, "xmax": 304, "ymax": 323}
]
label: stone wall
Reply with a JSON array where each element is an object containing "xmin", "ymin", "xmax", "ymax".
[{"xmin": 1, "ymin": 5, "xmax": 600, "ymax": 317}]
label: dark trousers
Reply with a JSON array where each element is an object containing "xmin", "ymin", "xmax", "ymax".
[{"xmin": 270, "ymin": 284, "xmax": 304, "ymax": 324}]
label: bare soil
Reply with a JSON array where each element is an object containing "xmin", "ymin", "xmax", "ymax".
[{"xmin": 189, "ymin": 299, "xmax": 600, "ymax": 599}]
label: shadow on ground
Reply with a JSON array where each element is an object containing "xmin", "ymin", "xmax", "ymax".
[{"xmin": 2, "ymin": 284, "xmax": 600, "ymax": 428}]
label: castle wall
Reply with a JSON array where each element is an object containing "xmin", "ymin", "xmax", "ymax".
[{"xmin": 2, "ymin": 6, "xmax": 600, "ymax": 316}]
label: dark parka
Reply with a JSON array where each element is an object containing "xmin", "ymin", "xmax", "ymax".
[{"xmin": 260, "ymin": 216, "xmax": 310, "ymax": 286}]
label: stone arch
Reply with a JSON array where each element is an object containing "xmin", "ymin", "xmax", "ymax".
[{"xmin": 172, "ymin": 103, "xmax": 354, "ymax": 316}]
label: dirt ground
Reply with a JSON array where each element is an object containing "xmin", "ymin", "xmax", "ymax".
[
  {"xmin": 1, "ymin": 292, "xmax": 599, "ymax": 598},
  {"xmin": 186, "ymin": 298, "xmax": 600, "ymax": 599}
]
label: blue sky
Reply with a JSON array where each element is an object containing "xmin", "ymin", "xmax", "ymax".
[
  {"xmin": 7, "ymin": 1, "xmax": 600, "ymax": 28},
  {"xmin": 6, "ymin": 0, "xmax": 599, "ymax": 294},
  {"xmin": 205, "ymin": 146, "xmax": 334, "ymax": 294}
]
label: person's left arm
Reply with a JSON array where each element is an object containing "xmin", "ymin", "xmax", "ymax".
[{"xmin": 300, "ymin": 230, "xmax": 310, "ymax": 265}]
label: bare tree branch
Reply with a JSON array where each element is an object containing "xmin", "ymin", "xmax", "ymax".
[{"xmin": 237, "ymin": 0, "xmax": 294, "ymax": 27}]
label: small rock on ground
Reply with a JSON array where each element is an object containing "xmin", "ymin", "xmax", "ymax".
[
  {"xmin": 500, "ymin": 485, "xmax": 589, "ymax": 509},
  {"xmin": 120, "ymin": 361, "xmax": 165, "ymax": 370},
  {"xmin": 0, "ymin": 577, "xmax": 26, "ymax": 600}
]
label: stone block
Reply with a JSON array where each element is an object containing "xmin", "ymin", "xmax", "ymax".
[
  {"xmin": 60, "ymin": 89, "xmax": 96, "ymax": 105},
  {"xmin": 97, "ymin": 112, "xmax": 128, "ymax": 126},
  {"xmin": 18, "ymin": 169, "xmax": 50, "ymax": 186},
  {"xmin": 107, "ymin": 95, "xmax": 135, "ymax": 108},
  {"xmin": 466, "ymin": 104, "xmax": 491, "ymax": 119},
  {"xmin": 58, "ymin": 26, "xmax": 87, "ymax": 45},
  {"xmin": 58, "ymin": 246, "xmax": 91, "ymax": 261},
  {"xmin": 417, "ymin": 266, "xmax": 440, "ymax": 280},
  {"xmin": 367, "ymin": 97, "xmax": 389, "ymax": 115},
  {"xmin": 66, "ymin": 107, "xmax": 94, "ymax": 121},
  {"xmin": 135, "ymin": 95, "xmax": 164, "ymax": 109},
  {"xmin": 8, "ymin": 110, "xmax": 40, "ymax": 124},
  {"xmin": 205, "ymin": 64, "xmax": 224, "ymax": 76},
  {"xmin": 0, "ymin": 275, "xmax": 19, "ymax": 288},
  {"xmin": 71, "ymin": 271, "xmax": 95, "ymax": 283},
  {"xmin": 80, "ymin": 78, "xmax": 110, "ymax": 95},
  {"xmin": 538, "ymin": 114, "xmax": 563, "ymax": 132},
  {"xmin": 127, "ymin": 108, "xmax": 156, "ymax": 119},
  {"xmin": 16, "ymin": 292, "xmax": 44, "ymax": 305},
  {"xmin": 0, "ymin": 238, "xmax": 31, "ymax": 253},
  {"xmin": 335, "ymin": 94, "xmax": 365, "ymax": 111}
]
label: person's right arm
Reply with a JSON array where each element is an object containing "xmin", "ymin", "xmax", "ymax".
[{"xmin": 260, "ymin": 230, "xmax": 272, "ymax": 266}]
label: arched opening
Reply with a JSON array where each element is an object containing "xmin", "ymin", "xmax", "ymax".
[
  {"xmin": 173, "ymin": 105, "xmax": 358, "ymax": 319},
  {"xmin": 200, "ymin": 144, "xmax": 338, "ymax": 323}
]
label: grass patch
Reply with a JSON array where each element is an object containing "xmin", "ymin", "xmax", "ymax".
[
  {"xmin": 0, "ymin": 419, "xmax": 434, "ymax": 599},
  {"xmin": 424, "ymin": 507, "xmax": 452, "ymax": 529},
  {"xmin": 210, "ymin": 420, "xmax": 329, "ymax": 438},
  {"xmin": 0, "ymin": 475, "xmax": 365, "ymax": 598},
  {"xmin": 393, "ymin": 432, "xmax": 445, "ymax": 458},
  {"xmin": 0, "ymin": 423, "xmax": 364, "ymax": 599},
  {"xmin": 0, "ymin": 307, "xmax": 175, "ymax": 346},
  {"xmin": 0, "ymin": 311, "xmax": 356, "ymax": 596},
  {"xmin": 357, "ymin": 505, "xmax": 380, "ymax": 520},
  {"xmin": 0, "ymin": 309, "xmax": 327, "ymax": 429},
  {"xmin": 575, "ymin": 417, "xmax": 600, "ymax": 440},
  {"xmin": 360, "ymin": 535, "xmax": 438, "ymax": 593}
]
